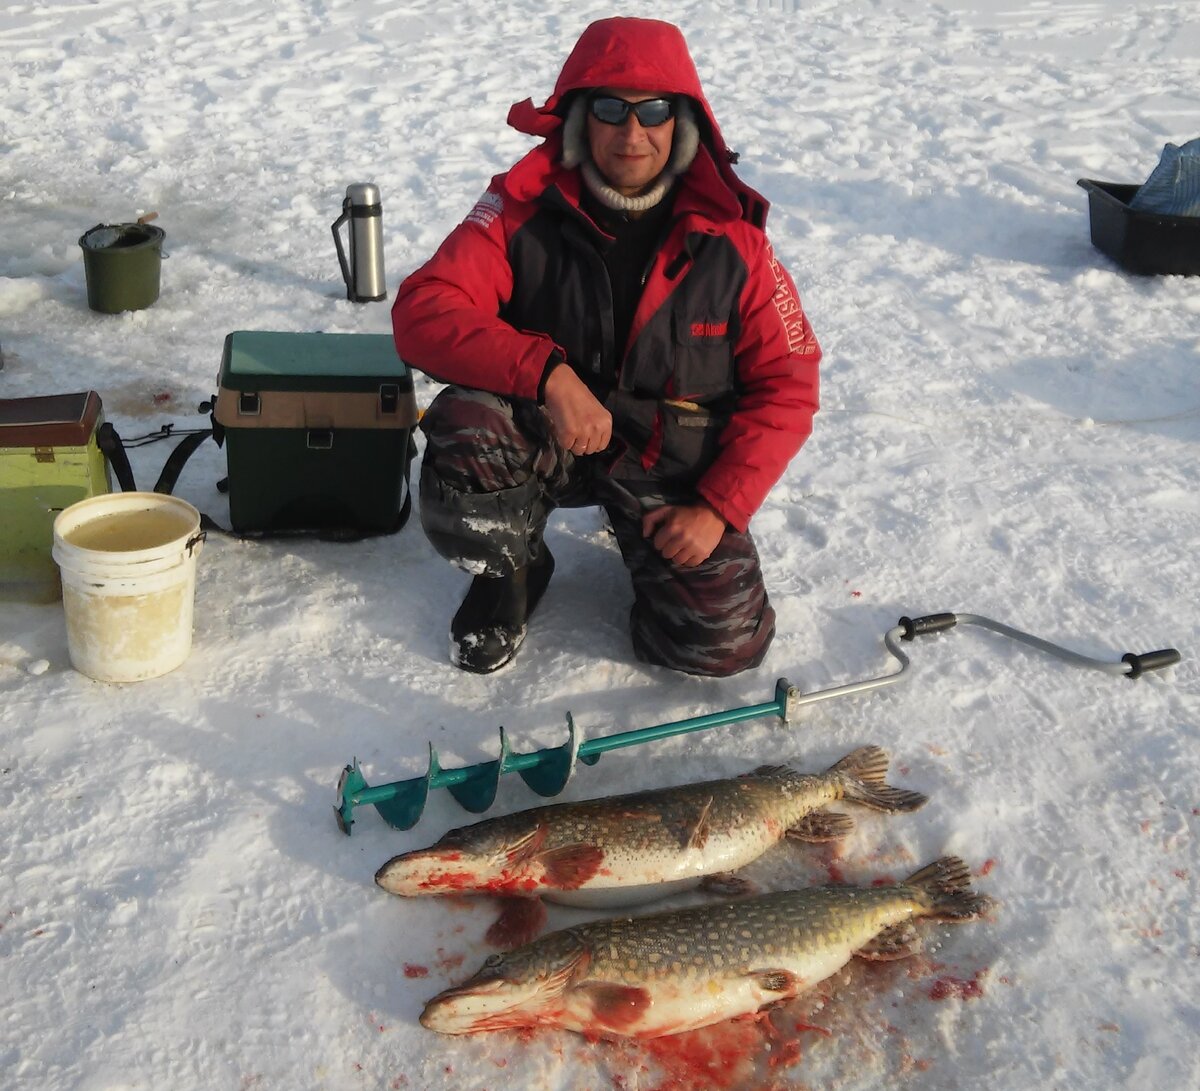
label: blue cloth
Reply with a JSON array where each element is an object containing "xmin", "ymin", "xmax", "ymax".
[{"xmin": 1130, "ymin": 138, "xmax": 1200, "ymax": 216}]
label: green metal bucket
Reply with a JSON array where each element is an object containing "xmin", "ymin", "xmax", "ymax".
[{"xmin": 79, "ymin": 222, "xmax": 165, "ymax": 314}]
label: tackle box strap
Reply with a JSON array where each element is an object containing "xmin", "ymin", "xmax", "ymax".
[{"xmin": 95, "ymin": 408, "xmax": 414, "ymax": 542}]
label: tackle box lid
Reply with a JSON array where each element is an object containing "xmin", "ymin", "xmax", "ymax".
[
  {"xmin": 219, "ymin": 331, "xmax": 413, "ymax": 393},
  {"xmin": 0, "ymin": 391, "xmax": 103, "ymax": 448}
]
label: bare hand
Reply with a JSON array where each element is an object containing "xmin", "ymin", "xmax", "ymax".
[
  {"xmin": 642, "ymin": 502, "xmax": 726, "ymax": 567},
  {"xmin": 544, "ymin": 364, "xmax": 612, "ymax": 456}
]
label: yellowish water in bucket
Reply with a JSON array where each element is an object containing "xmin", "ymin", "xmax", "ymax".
[{"xmin": 64, "ymin": 508, "xmax": 194, "ymax": 552}]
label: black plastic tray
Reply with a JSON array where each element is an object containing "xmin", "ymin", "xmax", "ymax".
[{"xmin": 1077, "ymin": 179, "xmax": 1199, "ymax": 275}]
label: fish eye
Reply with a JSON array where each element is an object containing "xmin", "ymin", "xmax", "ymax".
[{"xmin": 483, "ymin": 954, "xmax": 504, "ymax": 969}]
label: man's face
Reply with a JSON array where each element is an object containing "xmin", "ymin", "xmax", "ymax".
[{"xmin": 586, "ymin": 87, "xmax": 676, "ymax": 197}]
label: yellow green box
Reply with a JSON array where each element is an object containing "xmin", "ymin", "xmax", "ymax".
[{"xmin": 1, "ymin": 391, "xmax": 112, "ymax": 602}]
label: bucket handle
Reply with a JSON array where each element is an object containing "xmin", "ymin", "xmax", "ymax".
[{"xmin": 186, "ymin": 531, "xmax": 206, "ymax": 556}]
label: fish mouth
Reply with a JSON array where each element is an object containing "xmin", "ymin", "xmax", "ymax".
[
  {"xmin": 419, "ymin": 975, "xmax": 533, "ymax": 1034},
  {"xmin": 374, "ymin": 848, "xmax": 480, "ymax": 895}
]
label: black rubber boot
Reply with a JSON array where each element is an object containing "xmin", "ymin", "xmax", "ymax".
[{"xmin": 450, "ymin": 549, "xmax": 555, "ymax": 674}]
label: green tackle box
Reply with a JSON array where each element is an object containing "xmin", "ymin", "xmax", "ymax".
[
  {"xmin": 0, "ymin": 391, "xmax": 112, "ymax": 602},
  {"xmin": 214, "ymin": 331, "xmax": 418, "ymax": 535}
]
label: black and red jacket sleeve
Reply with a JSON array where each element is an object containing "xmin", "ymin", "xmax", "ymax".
[{"xmin": 391, "ymin": 179, "xmax": 561, "ymax": 402}]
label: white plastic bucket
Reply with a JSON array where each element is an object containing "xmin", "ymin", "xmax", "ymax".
[{"xmin": 52, "ymin": 492, "xmax": 205, "ymax": 682}]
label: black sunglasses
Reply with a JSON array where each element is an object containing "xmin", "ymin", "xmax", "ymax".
[{"xmin": 588, "ymin": 95, "xmax": 675, "ymax": 128}]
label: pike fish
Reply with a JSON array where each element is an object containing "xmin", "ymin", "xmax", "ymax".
[
  {"xmin": 376, "ymin": 746, "xmax": 926, "ymax": 946},
  {"xmin": 420, "ymin": 856, "xmax": 991, "ymax": 1039}
]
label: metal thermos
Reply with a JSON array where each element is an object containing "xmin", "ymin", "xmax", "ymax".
[{"xmin": 332, "ymin": 182, "xmax": 386, "ymax": 302}]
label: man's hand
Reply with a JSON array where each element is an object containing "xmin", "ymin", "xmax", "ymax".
[
  {"xmin": 642, "ymin": 501, "xmax": 726, "ymax": 567},
  {"xmin": 544, "ymin": 363, "xmax": 612, "ymax": 456}
]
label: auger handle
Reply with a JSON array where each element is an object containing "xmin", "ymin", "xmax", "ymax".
[
  {"xmin": 899, "ymin": 613, "xmax": 957, "ymax": 639},
  {"xmin": 1122, "ymin": 649, "xmax": 1182, "ymax": 679},
  {"xmin": 899, "ymin": 612, "xmax": 1181, "ymax": 680}
]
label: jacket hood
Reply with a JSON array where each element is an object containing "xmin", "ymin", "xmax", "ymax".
[{"xmin": 505, "ymin": 17, "xmax": 769, "ymax": 226}]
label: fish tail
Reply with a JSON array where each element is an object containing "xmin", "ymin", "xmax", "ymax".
[
  {"xmin": 904, "ymin": 856, "xmax": 992, "ymax": 921},
  {"xmin": 829, "ymin": 746, "xmax": 928, "ymax": 812}
]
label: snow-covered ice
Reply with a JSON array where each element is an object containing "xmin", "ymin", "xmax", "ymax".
[{"xmin": 2, "ymin": 1, "xmax": 1198, "ymax": 1088}]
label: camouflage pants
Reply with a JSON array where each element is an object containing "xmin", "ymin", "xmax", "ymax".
[{"xmin": 419, "ymin": 386, "xmax": 775, "ymax": 677}]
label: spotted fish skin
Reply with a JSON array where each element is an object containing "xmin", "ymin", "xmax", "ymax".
[
  {"xmin": 419, "ymin": 856, "xmax": 992, "ymax": 1039},
  {"xmin": 375, "ymin": 746, "xmax": 927, "ymax": 909}
]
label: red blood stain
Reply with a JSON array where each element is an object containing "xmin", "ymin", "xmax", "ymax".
[
  {"xmin": 976, "ymin": 859, "xmax": 996, "ymax": 877},
  {"xmin": 767, "ymin": 1036, "xmax": 804, "ymax": 1068},
  {"xmin": 929, "ymin": 969, "xmax": 987, "ymax": 1001},
  {"xmin": 153, "ymin": 392, "xmax": 173, "ymax": 404},
  {"xmin": 826, "ymin": 863, "xmax": 845, "ymax": 884},
  {"xmin": 418, "ymin": 871, "xmax": 477, "ymax": 891},
  {"xmin": 870, "ymin": 876, "xmax": 897, "ymax": 887},
  {"xmin": 403, "ymin": 964, "xmax": 429, "ymax": 978},
  {"xmin": 437, "ymin": 950, "xmax": 465, "ymax": 972},
  {"xmin": 634, "ymin": 1010, "xmax": 822, "ymax": 1091},
  {"xmin": 639, "ymin": 1021, "xmax": 764, "ymax": 1090},
  {"xmin": 1173, "ymin": 870, "xmax": 1189, "ymax": 881},
  {"xmin": 850, "ymin": 590, "xmax": 862, "ymax": 598}
]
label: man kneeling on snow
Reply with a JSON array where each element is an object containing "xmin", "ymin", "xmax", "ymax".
[{"xmin": 392, "ymin": 17, "xmax": 820, "ymax": 676}]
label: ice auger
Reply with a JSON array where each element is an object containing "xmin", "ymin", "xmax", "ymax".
[{"xmin": 335, "ymin": 612, "xmax": 1180, "ymax": 834}]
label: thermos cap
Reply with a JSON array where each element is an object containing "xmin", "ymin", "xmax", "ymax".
[{"xmin": 345, "ymin": 182, "xmax": 382, "ymax": 207}]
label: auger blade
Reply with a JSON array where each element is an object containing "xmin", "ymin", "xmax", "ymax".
[
  {"xmin": 518, "ymin": 713, "xmax": 584, "ymax": 797},
  {"xmin": 445, "ymin": 727, "xmax": 513, "ymax": 814},
  {"xmin": 374, "ymin": 743, "xmax": 443, "ymax": 831},
  {"xmin": 334, "ymin": 759, "xmax": 367, "ymax": 835}
]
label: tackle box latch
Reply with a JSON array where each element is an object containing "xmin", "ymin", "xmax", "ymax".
[
  {"xmin": 307, "ymin": 429, "xmax": 334, "ymax": 450},
  {"xmin": 238, "ymin": 392, "xmax": 261, "ymax": 417},
  {"xmin": 33, "ymin": 447, "xmax": 56, "ymax": 463},
  {"xmin": 379, "ymin": 384, "xmax": 400, "ymax": 415}
]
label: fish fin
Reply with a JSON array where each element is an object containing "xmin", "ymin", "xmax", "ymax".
[
  {"xmin": 504, "ymin": 823, "xmax": 549, "ymax": 865},
  {"xmin": 750, "ymin": 968, "xmax": 800, "ymax": 994},
  {"xmin": 573, "ymin": 979, "xmax": 652, "ymax": 1032},
  {"xmin": 699, "ymin": 872, "xmax": 759, "ymax": 897},
  {"xmin": 747, "ymin": 764, "xmax": 793, "ymax": 777},
  {"xmin": 537, "ymin": 843, "xmax": 605, "ymax": 889},
  {"xmin": 830, "ymin": 745, "xmax": 928, "ymax": 813},
  {"xmin": 543, "ymin": 937, "xmax": 593, "ymax": 996},
  {"xmin": 685, "ymin": 795, "xmax": 714, "ymax": 850},
  {"xmin": 904, "ymin": 856, "xmax": 994, "ymax": 922},
  {"xmin": 484, "ymin": 897, "xmax": 548, "ymax": 950},
  {"xmin": 786, "ymin": 809, "xmax": 855, "ymax": 843},
  {"xmin": 856, "ymin": 921, "xmax": 922, "ymax": 961},
  {"xmin": 577, "ymin": 981, "xmax": 653, "ymax": 1032},
  {"xmin": 827, "ymin": 744, "xmax": 889, "ymax": 782}
]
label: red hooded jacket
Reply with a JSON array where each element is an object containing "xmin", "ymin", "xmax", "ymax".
[{"xmin": 393, "ymin": 18, "xmax": 820, "ymax": 532}]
